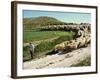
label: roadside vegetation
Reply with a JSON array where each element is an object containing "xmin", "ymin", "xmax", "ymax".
[{"xmin": 71, "ymin": 57, "xmax": 91, "ymax": 67}]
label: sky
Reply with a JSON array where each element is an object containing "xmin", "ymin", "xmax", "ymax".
[{"xmin": 23, "ymin": 10, "xmax": 91, "ymax": 23}]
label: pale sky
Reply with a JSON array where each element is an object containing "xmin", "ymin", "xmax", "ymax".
[{"xmin": 23, "ymin": 10, "xmax": 91, "ymax": 23}]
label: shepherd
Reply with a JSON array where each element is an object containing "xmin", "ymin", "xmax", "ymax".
[{"xmin": 29, "ymin": 42, "xmax": 35, "ymax": 59}]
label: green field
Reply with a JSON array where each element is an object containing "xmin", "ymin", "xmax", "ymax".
[{"xmin": 23, "ymin": 31, "xmax": 75, "ymax": 43}]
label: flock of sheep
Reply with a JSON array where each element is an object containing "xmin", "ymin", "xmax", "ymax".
[
  {"xmin": 52, "ymin": 23, "xmax": 91, "ymax": 54},
  {"xmin": 42, "ymin": 23, "xmax": 90, "ymax": 32}
]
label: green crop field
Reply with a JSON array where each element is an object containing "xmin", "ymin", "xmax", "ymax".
[{"xmin": 23, "ymin": 31, "xmax": 75, "ymax": 43}]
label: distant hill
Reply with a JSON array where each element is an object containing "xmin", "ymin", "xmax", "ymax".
[{"xmin": 23, "ymin": 16, "xmax": 67, "ymax": 27}]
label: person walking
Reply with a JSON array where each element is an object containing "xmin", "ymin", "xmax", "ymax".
[{"xmin": 29, "ymin": 42, "xmax": 35, "ymax": 59}]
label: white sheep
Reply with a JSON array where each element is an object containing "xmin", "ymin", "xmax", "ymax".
[{"xmin": 54, "ymin": 43, "xmax": 65, "ymax": 53}]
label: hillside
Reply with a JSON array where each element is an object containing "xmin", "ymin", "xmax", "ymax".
[{"xmin": 23, "ymin": 16, "xmax": 66, "ymax": 27}]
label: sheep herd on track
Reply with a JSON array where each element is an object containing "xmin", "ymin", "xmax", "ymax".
[{"xmin": 45, "ymin": 23, "xmax": 91, "ymax": 54}]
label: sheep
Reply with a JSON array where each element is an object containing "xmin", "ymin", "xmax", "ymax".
[
  {"xmin": 52, "ymin": 24, "xmax": 91, "ymax": 54},
  {"xmin": 54, "ymin": 43, "xmax": 65, "ymax": 53},
  {"xmin": 78, "ymin": 37, "xmax": 86, "ymax": 48},
  {"xmin": 84, "ymin": 36, "xmax": 91, "ymax": 46},
  {"xmin": 68, "ymin": 43, "xmax": 78, "ymax": 50}
]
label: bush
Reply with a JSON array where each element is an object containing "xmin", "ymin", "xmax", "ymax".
[
  {"xmin": 71, "ymin": 57, "xmax": 91, "ymax": 67},
  {"xmin": 23, "ymin": 46, "xmax": 32, "ymax": 61}
]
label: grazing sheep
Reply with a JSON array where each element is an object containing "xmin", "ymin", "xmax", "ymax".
[
  {"xmin": 52, "ymin": 24, "xmax": 91, "ymax": 54},
  {"xmin": 78, "ymin": 37, "xmax": 86, "ymax": 48},
  {"xmin": 54, "ymin": 43, "xmax": 65, "ymax": 53},
  {"xmin": 85, "ymin": 37, "xmax": 91, "ymax": 46},
  {"xmin": 69, "ymin": 43, "xmax": 78, "ymax": 50}
]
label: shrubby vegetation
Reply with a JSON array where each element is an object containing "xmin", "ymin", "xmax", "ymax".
[{"xmin": 71, "ymin": 57, "xmax": 91, "ymax": 67}]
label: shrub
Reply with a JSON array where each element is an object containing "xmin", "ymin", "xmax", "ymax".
[{"xmin": 71, "ymin": 57, "xmax": 91, "ymax": 67}]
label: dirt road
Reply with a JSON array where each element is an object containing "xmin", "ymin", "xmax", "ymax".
[{"xmin": 23, "ymin": 46, "xmax": 91, "ymax": 69}]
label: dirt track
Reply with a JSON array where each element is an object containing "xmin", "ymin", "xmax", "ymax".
[{"xmin": 23, "ymin": 46, "xmax": 90, "ymax": 69}]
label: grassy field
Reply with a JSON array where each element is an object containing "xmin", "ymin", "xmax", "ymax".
[{"xmin": 23, "ymin": 31, "xmax": 75, "ymax": 43}]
